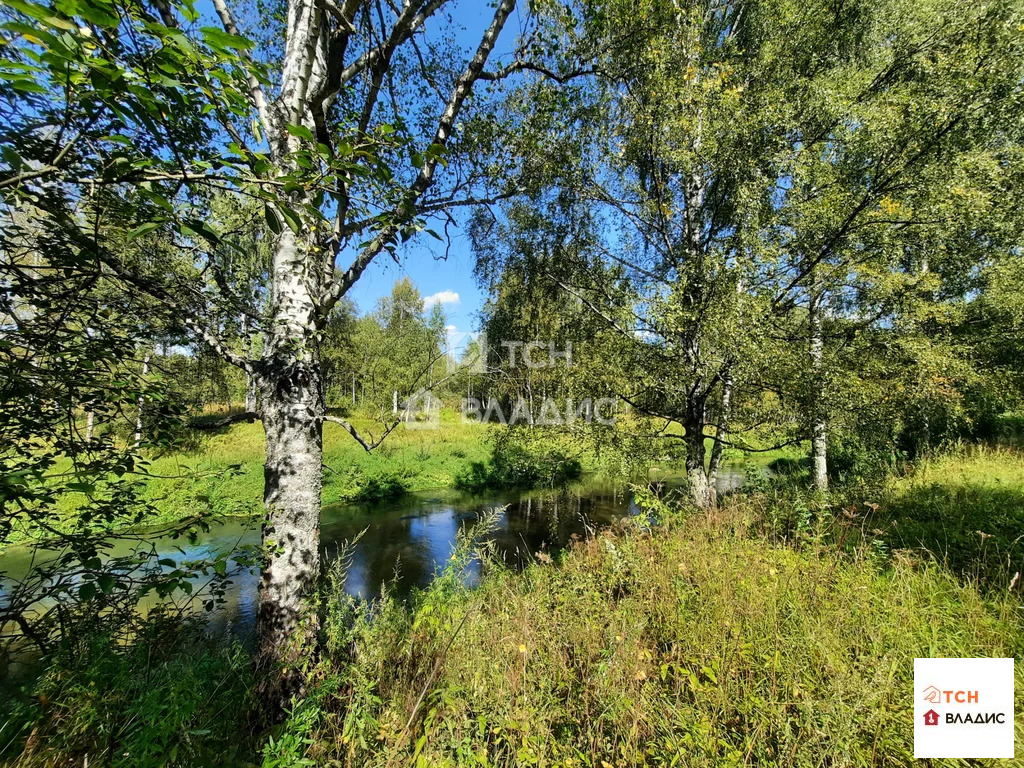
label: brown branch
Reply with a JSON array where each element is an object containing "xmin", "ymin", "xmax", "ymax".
[
  {"xmin": 324, "ymin": 414, "xmax": 400, "ymax": 452},
  {"xmin": 478, "ymin": 61, "xmax": 600, "ymax": 84}
]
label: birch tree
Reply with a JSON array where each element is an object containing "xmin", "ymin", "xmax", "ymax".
[
  {"xmin": 477, "ymin": 0, "xmax": 1024, "ymax": 504},
  {"xmin": 1, "ymin": 0, "xmax": 521, "ymax": 700}
]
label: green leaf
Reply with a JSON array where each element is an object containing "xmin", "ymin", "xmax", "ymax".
[
  {"xmin": 279, "ymin": 205, "xmax": 302, "ymax": 234},
  {"xmin": 182, "ymin": 218, "xmax": 221, "ymax": 246},
  {"xmin": 199, "ymin": 26, "xmax": 255, "ymax": 51},
  {"xmin": 264, "ymin": 204, "xmax": 283, "ymax": 235},
  {"xmin": 285, "ymin": 124, "xmax": 314, "ymax": 143},
  {"xmin": 126, "ymin": 221, "xmax": 161, "ymax": 240},
  {"xmin": 77, "ymin": 0, "xmax": 120, "ymax": 28}
]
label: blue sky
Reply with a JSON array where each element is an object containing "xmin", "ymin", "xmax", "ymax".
[{"xmin": 345, "ymin": 221, "xmax": 486, "ymax": 355}]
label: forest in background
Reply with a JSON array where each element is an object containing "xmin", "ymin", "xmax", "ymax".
[{"xmin": 2, "ymin": 0, "xmax": 1023, "ymax": 764}]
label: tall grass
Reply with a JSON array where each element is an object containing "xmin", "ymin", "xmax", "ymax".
[
  {"xmin": 6, "ymin": 446, "xmax": 1022, "ymax": 767},
  {"xmin": 274, "ymin": 483, "xmax": 1024, "ymax": 767},
  {"xmin": 880, "ymin": 443, "xmax": 1024, "ymax": 588}
]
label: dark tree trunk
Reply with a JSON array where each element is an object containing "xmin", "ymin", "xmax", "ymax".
[
  {"xmin": 684, "ymin": 397, "xmax": 714, "ymax": 509},
  {"xmin": 708, "ymin": 367, "xmax": 733, "ymax": 488}
]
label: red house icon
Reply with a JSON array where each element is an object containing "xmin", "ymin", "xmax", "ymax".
[{"xmin": 923, "ymin": 709, "xmax": 940, "ymax": 726}]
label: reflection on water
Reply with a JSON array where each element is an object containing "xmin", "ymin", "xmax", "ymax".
[
  {"xmin": 0, "ymin": 467, "xmax": 748, "ymax": 640},
  {"xmin": 327, "ymin": 481, "xmax": 638, "ymax": 603}
]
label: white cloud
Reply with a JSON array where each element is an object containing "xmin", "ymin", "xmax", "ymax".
[{"xmin": 423, "ymin": 290, "xmax": 460, "ymax": 307}]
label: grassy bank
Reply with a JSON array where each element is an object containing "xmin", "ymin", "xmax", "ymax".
[
  {"xmin": 37, "ymin": 411, "xmax": 498, "ymax": 532},
  {"xmin": 271, "ymin": 467, "xmax": 1023, "ymax": 767},
  {"xmin": 137, "ymin": 411, "xmax": 495, "ymax": 522},
  {"xmin": 6, "ymin": 446, "xmax": 1021, "ymax": 767}
]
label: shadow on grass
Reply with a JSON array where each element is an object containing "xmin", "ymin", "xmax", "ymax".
[
  {"xmin": 882, "ymin": 480, "xmax": 1024, "ymax": 588},
  {"xmin": 767, "ymin": 456, "xmax": 810, "ymax": 477}
]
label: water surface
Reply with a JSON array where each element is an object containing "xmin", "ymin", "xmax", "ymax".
[{"xmin": 0, "ymin": 467, "xmax": 748, "ymax": 642}]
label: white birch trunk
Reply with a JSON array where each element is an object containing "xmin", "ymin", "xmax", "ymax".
[
  {"xmin": 133, "ymin": 351, "xmax": 151, "ymax": 451},
  {"xmin": 809, "ymin": 276, "xmax": 828, "ymax": 491},
  {"xmin": 256, "ymin": 224, "xmax": 324, "ymax": 695},
  {"xmin": 245, "ymin": 371, "xmax": 258, "ymax": 413},
  {"xmin": 685, "ymin": 402, "xmax": 714, "ymax": 509},
  {"xmin": 244, "ymin": 313, "xmax": 259, "ymax": 413}
]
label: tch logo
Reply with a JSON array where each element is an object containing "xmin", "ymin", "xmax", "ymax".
[{"xmin": 921, "ymin": 685, "xmax": 979, "ymax": 704}]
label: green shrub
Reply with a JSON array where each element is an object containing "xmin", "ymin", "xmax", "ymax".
[
  {"xmin": 1, "ymin": 615, "xmax": 254, "ymax": 767},
  {"xmin": 455, "ymin": 429, "xmax": 583, "ymax": 491}
]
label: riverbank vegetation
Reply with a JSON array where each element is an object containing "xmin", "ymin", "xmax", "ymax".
[
  {"xmin": 2, "ymin": 0, "xmax": 1024, "ymax": 763},
  {"xmin": 3, "ymin": 445, "xmax": 1022, "ymax": 766}
]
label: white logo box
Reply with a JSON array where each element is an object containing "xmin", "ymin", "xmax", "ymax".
[{"xmin": 914, "ymin": 657, "xmax": 1015, "ymax": 759}]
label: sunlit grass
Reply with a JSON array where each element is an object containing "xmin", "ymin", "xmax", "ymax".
[
  {"xmin": 136, "ymin": 408, "xmax": 495, "ymax": 521},
  {"xmin": 288, "ymin": 459, "xmax": 1024, "ymax": 767},
  {"xmin": 879, "ymin": 443, "xmax": 1024, "ymax": 588}
]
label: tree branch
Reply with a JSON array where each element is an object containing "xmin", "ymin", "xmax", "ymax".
[
  {"xmin": 478, "ymin": 61, "xmax": 600, "ymax": 84},
  {"xmin": 211, "ymin": 0, "xmax": 275, "ymax": 136},
  {"xmin": 191, "ymin": 410, "xmax": 261, "ymax": 430},
  {"xmin": 324, "ymin": 414, "xmax": 400, "ymax": 452},
  {"xmin": 324, "ymin": 0, "xmax": 517, "ymax": 310}
]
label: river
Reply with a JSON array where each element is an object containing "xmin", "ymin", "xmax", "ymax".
[{"xmin": 0, "ymin": 467, "xmax": 748, "ymax": 649}]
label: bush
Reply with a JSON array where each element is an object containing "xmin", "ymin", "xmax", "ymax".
[
  {"xmin": 350, "ymin": 468, "xmax": 408, "ymax": 502},
  {"xmin": 277, "ymin": 485, "xmax": 1023, "ymax": 767},
  {"xmin": 455, "ymin": 429, "xmax": 583, "ymax": 491}
]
